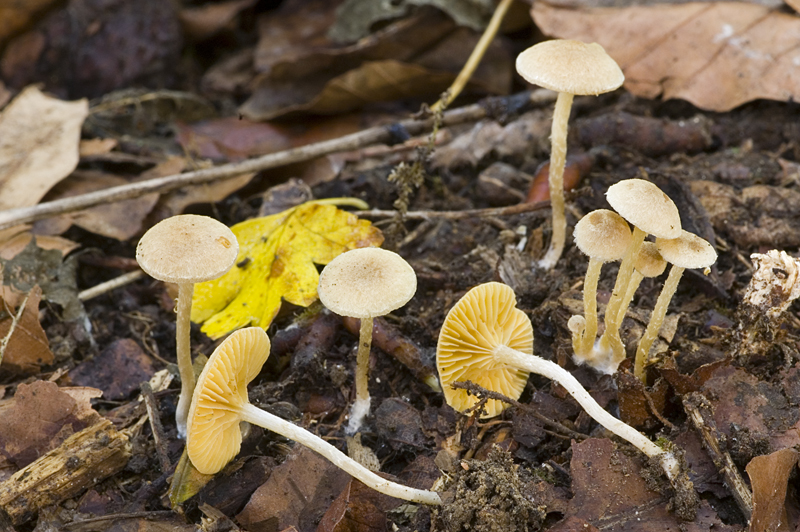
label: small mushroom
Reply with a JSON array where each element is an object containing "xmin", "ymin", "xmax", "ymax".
[
  {"xmin": 318, "ymin": 247, "xmax": 417, "ymax": 433},
  {"xmin": 597, "ymin": 179, "xmax": 682, "ymax": 370},
  {"xmin": 571, "ymin": 209, "xmax": 632, "ymax": 367},
  {"xmin": 516, "ymin": 40, "xmax": 624, "ymax": 270},
  {"xmin": 187, "ymin": 327, "xmax": 441, "ymax": 506},
  {"xmin": 437, "ymin": 282, "xmax": 681, "ymax": 481},
  {"xmin": 136, "ymin": 214, "xmax": 238, "ymax": 438},
  {"xmin": 615, "ymin": 241, "xmax": 667, "ymax": 325},
  {"xmin": 634, "ymin": 230, "xmax": 716, "ymax": 380}
]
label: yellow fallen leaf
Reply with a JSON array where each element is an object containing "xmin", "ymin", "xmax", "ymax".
[{"xmin": 191, "ymin": 200, "xmax": 382, "ymax": 339}]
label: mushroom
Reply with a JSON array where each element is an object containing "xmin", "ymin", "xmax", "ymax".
[
  {"xmin": 317, "ymin": 247, "xmax": 417, "ymax": 433},
  {"xmin": 615, "ymin": 241, "xmax": 667, "ymax": 325},
  {"xmin": 596, "ymin": 179, "xmax": 682, "ymax": 370},
  {"xmin": 570, "ymin": 209, "xmax": 632, "ymax": 367},
  {"xmin": 634, "ymin": 230, "xmax": 716, "ymax": 380},
  {"xmin": 136, "ymin": 214, "xmax": 238, "ymax": 438},
  {"xmin": 187, "ymin": 326, "xmax": 442, "ymax": 506},
  {"xmin": 516, "ymin": 40, "xmax": 624, "ymax": 270},
  {"xmin": 437, "ymin": 282, "xmax": 681, "ymax": 481}
]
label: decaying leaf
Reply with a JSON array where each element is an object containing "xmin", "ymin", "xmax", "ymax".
[
  {"xmin": 179, "ymin": 0, "xmax": 256, "ymax": 42},
  {"xmin": 69, "ymin": 339, "xmax": 155, "ymax": 400},
  {"xmin": 0, "ymin": 226, "xmax": 78, "ymax": 261},
  {"xmin": 191, "ymin": 200, "xmax": 383, "ymax": 339},
  {"xmin": 0, "ymin": 0, "xmax": 60, "ymax": 44},
  {"xmin": 746, "ymin": 448, "xmax": 799, "ymax": 532},
  {"xmin": 0, "ymin": 86, "xmax": 87, "ymax": 210},
  {"xmin": 532, "ymin": 2, "xmax": 800, "ymax": 112},
  {"xmin": 0, "ymin": 380, "xmax": 101, "ymax": 468},
  {"xmin": 0, "ymin": 286, "xmax": 53, "ymax": 375},
  {"xmin": 1, "ymin": 238, "xmax": 85, "ymax": 322}
]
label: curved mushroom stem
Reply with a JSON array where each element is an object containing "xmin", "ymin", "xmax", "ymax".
[
  {"xmin": 634, "ymin": 265, "xmax": 684, "ymax": 381},
  {"xmin": 241, "ymin": 403, "xmax": 442, "ymax": 506},
  {"xmin": 575, "ymin": 258, "xmax": 603, "ymax": 360},
  {"xmin": 538, "ymin": 91, "xmax": 574, "ymax": 270},
  {"xmin": 347, "ymin": 317, "xmax": 374, "ymax": 434},
  {"xmin": 616, "ymin": 270, "xmax": 645, "ymax": 325},
  {"xmin": 492, "ymin": 344, "xmax": 680, "ymax": 481},
  {"xmin": 597, "ymin": 226, "xmax": 646, "ymax": 369},
  {"xmin": 175, "ymin": 282, "xmax": 197, "ymax": 439}
]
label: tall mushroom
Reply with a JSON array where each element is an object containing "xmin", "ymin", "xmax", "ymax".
[
  {"xmin": 634, "ymin": 230, "xmax": 716, "ymax": 380},
  {"xmin": 136, "ymin": 214, "xmax": 238, "ymax": 438},
  {"xmin": 596, "ymin": 179, "xmax": 681, "ymax": 371},
  {"xmin": 516, "ymin": 40, "xmax": 624, "ymax": 270},
  {"xmin": 318, "ymin": 247, "xmax": 417, "ymax": 433},
  {"xmin": 570, "ymin": 209, "xmax": 632, "ymax": 369},
  {"xmin": 187, "ymin": 326, "xmax": 441, "ymax": 506},
  {"xmin": 437, "ymin": 282, "xmax": 681, "ymax": 482}
]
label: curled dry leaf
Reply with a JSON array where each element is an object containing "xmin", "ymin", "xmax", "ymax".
[
  {"xmin": 0, "ymin": 286, "xmax": 53, "ymax": 375},
  {"xmin": 532, "ymin": 2, "xmax": 800, "ymax": 111},
  {"xmin": 746, "ymin": 448, "xmax": 799, "ymax": 532},
  {"xmin": 0, "ymin": 86, "xmax": 87, "ymax": 210}
]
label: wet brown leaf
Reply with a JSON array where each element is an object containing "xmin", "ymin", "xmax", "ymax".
[
  {"xmin": 69, "ymin": 339, "xmax": 155, "ymax": 400},
  {"xmin": 0, "ymin": 86, "xmax": 87, "ymax": 210},
  {"xmin": 0, "ymin": 285, "xmax": 53, "ymax": 375},
  {"xmin": 0, "ymin": 380, "xmax": 101, "ymax": 468},
  {"xmin": 317, "ymin": 479, "xmax": 391, "ymax": 532},
  {"xmin": 532, "ymin": 2, "xmax": 800, "ymax": 112},
  {"xmin": 746, "ymin": 448, "xmax": 799, "ymax": 532}
]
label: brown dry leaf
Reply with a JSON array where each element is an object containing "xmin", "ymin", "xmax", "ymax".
[
  {"xmin": 0, "ymin": 380, "xmax": 101, "ymax": 468},
  {"xmin": 180, "ymin": 0, "xmax": 256, "ymax": 41},
  {"xmin": 0, "ymin": 286, "xmax": 53, "ymax": 375},
  {"xmin": 0, "ymin": 86, "xmax": 88, "ymax": 210},
  {"xmin": 33, "ymin": 170, "xmax": 159, "ymax": 241},
  {"xmin": 69, "ymin": 339, "xmax": 156, "ymax": 400},
  {"xmin": 317, "ymin": 478, "xmax": 394, "ymax": 532},
  {"xmin": 78, "ymin": 138, "xmax": 118, "ymax": 157},
  {"xmin": 701, "ymin": 365, "xmax": 800, "ymax": 450},
  {"xmin": 0, "ymin": 226, "xmax": 78, "ymax": 261},
  {"xmin": 746, "ymin": 448, "xmax": 799, "ymax": 532},
  {"xmin": 242, "ymin": 59, "xmax": 458, "ymax": 121},
  {"xmin": 532, "ymin": 2, "xmax": 800, "ymax": 112},
  {"xmin": 237, "ymin": 446, "xmax": 350, "ymax": 531},
  {"xmin": 0, "ymin": 0, "xmax": 60, "ymax": 44},
  {"xmin": 567, "ymin": 438, "xmax": 734, "ymax": 530}
]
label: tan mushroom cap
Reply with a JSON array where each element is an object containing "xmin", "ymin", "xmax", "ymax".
[
  {"xmin": 656, "ymin": 230, "xmax": 717, "ymax": 269},
  {"xmin": 635, "ymin": 242, "xmax": 667, "ymax": 277},
  {"xmin": 136, "ymin": 215, "xmax": 238, "ymax": 284},
  {"xmin": 606, "ymin": 179, "xmax": 681, "ymax": 239},
  {"xmin": 318, "ymin": 248, "xmax": 417, "ymax": 319},
  {"xmin": 516, "ymin": 40, "xmax": 624, "ymax": 96},
  {"xmin": 574, "ymin": 209, "xmax": 632, "ymax": 263},
  {"xmin": 187, "ymin": 327, "xmax": 270, "ymax": 475},
  {"xmin": 437, "ymin": 282, "xmax": 532, "ymax": 418}
]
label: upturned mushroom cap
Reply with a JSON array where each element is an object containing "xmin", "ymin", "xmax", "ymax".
[
  {"xmin": 187, "ymin": 327, "xmax": 270, "ymax": 475},
  {"xmin": 136, "ymin": 215, "xmax": 238, "ymax": 284},
  {"xmin": 606, "ymin": 179, "xmax": 681, "ymax": 239},
  {"xmin": 516, "ymin": 40, "xmax": 624, "ymax": 96},
  {"xmin": 635, "ymin": 242, "xmax": 667, "ymax": 277},
  {"xmin": 656, "ymin": 230, "xmax": 717, "ymax": 269},
  {"xmin": 437, "ymin": 282, "xmax": 532, "ymax": 418},
  {"xmin": 318, "ymin": 248, "xmax": 417, "ymax": 319},
  {"xmin": 574, "ymin": 209, "xmax": 632, "ymax": 263}
]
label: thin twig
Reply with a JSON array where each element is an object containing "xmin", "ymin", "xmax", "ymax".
[
  {"xmin": 450, "ymin": 380, "xmax": 587, "ymax": 441},
  {"xmin": 361, "ymin": 200, "xmax": 549, "ymax": 221},
  {"xmin": 0, "ymin": 90, "xmax": 556, "ymax": 231},
  {"xmin": 78, "ymin": 270, "xmax": 144, "ymax": 301},
  {"xmin": 64, "ymin": 511, "xmax": 175, "ymax": 529},
  {"xmin": 140, "ymin": 381, "xmax": 171, "ymax": 473},
  {"xmin": 431, "ymin": 0, "xmax": 516, "ymax": 111},
  {"xmin": 683, "ymin": 392, "xmax": 753, "ymax": 520},
  {"xmin": 0, "ymin": 290, "xmax": 30, "ymax": 367}
]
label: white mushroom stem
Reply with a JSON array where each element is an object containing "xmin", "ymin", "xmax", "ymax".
[
  {"xmin": 240, "ymin": 402, "xmax": 442, "ymax": 506},
  {"xmin": 491, "ymin": 344, "xmax": 680, "ymax": 481},
  {"xmin": 175, "ymin": 282, "xmax": 197, "ymax": 439},
  {"xmin": 634, "ymin": 265, "xmax": 684, "ymax": 380},
  {"xmin": 538, "ymin": 91, "xmax": 574, "ymax": 270},
  {"xmin": 597, "ymin": 226, "xmax": 646, "ymax": 367},
  {"xmin": 576, "ymin": 258, "xmax": 603, "ymax": 358}
]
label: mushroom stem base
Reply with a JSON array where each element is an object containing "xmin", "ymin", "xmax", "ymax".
[{"xmin": 240, "ymin": 403, "xmax": 442, "ymax": 506}]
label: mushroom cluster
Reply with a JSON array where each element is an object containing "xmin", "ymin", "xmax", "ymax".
[
  {"xmin": 568, "ymin": 179, "xmax": 716, "ymax": 379},
  {"xmin": 515, "ymin": 39, "xmax": 624, "ymax": 270}
]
